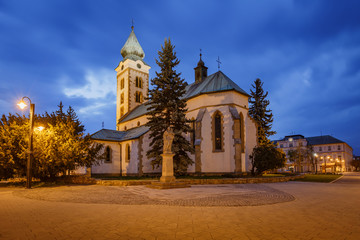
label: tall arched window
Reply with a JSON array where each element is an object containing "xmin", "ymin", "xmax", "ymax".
[
  {"xmin": 240, "ymin": 113, "xmax": 245, "ymax": 152},
  {"xmin": 135, "ymin": 77, "xmax": 143, "ymax": 88},
  {"xmin": 120, "ymin": 107, "xmax": 124, "ymax": 117},
  {"xmin": 105, "ymin": 146, "xmax": 112, "ymax": 163},
  {"xmin": 139, "ymin": 77, "xmax": 142, "ymax": 88},
  {"xmin": 120, "ymin": 78, "xmax": 124, "ymax": 89},
  {"xmin": 213, "ymin": 111, "xmax": 223, "ymax": 151},
  {"xmin": 135, "ymin": 92, "xmax": 142, "ymax": 103},
  {"xmin": 120, "ymin": 93, "xmax": 124, "ymax": 104},
  {"xmin": 190, "ymin": 118, "xmax": 196, "ymax": 147},
  {"xmin": 125, "ymin": 143, "xmax": 131, "ymax": 162}
]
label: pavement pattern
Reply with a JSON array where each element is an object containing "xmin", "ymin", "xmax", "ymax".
[{"xmin": 0, "ymin": 172, "xmax": 360, "ymax": 240}]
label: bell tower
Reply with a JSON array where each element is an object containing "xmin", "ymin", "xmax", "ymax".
[{"xmin": 115, "ymin": 26, "xmax": 150, "ymax": 130}]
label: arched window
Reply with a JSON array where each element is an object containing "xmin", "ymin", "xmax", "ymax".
[
  {"xmin": 139, "ymin": 77, "xmax": 143, "ymax": 88},
  {"xmin": 105, "ymin": 146, "xmax": 112, "ymax": 163},
  {"xmin": 120, "ymin": 93, "xmax": 124, "ymax": 104},
  {"xmin": 240, "ymin": 113, "xmax": 245, "ymax": 153},
  {"xmin": 125, "ymin": 143, "xmax": 131, "ymax": 162},
  {"xmin": 213, "ymin": 111, "xmax": 223, "ymax": 151},
  {"xmin": 135, "ymin": 92, "xmax": 142, "ymax": 103},
  {"xmin": 120, "ymin": 78, "xmax": 124, "ymax": 89},
  {"xmin": 120, "ymin": 107, "xmax": 124, "ymax": 117},
  {"xmin": 190, "ymin": 118, "xmax": 196, "ymax": 147},
  {"xmin": 135, "ymin": 77, "xmax": 143, "ymax": 88}
]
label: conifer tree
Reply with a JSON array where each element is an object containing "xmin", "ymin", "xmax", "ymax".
[
  {"xmin": 146, "ymin": 38, "xmax": 194, "ymax": 173},
  {"xmin": 249, "ymin": 78, "xmax": 284, "ymax": 175},
  {"xmin": 249, "ymin": 78, "xmax": 276, "ymax": 145}
]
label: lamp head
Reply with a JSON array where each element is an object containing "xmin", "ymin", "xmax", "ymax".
[{"xmin": 17, "ymin": 100, "xmax": 27, "ymax": 109}]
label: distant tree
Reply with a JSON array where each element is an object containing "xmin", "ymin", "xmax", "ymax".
[
  {"xmin": 249, "ymin": 78, "xmax": 276, "ymax": 145},
  {"xmin": 146, "ymin": 38, "xmax": 194, "ymax": 173},
  {"xmin": 250, "ymin": 143, "xmax": 286, "ymax": 175},
  {"xmin": 350, "ymin": 160, "xmax": 360, "ymax": 171}
]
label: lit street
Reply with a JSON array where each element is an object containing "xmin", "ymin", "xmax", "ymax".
[{"xmin": 1, "ymin": 174, "xmax": 360, "ymax": 240}]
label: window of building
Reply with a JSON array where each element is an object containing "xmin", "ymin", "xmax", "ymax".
[
  {"xmin": 289, "ymin": 143, "xmax": 293, "ymax": 148},
  {"xmin": 135, "ymin": 77, "xmax": 143, "ymax": 88},
  {"xmin": 125, "ymin": 144, "xmax": 131, "ymax": 162},
  {"xmin": 105, "ymin": 146, "xmax": 112, "ymax": 163},
  {"xmin": 137, "ymin": 121, "xmax": 140, "ymax": 126},
  {"xmin": 120, "ymin": 107, "xmax": 124, "ymax": 117},
  {"xmin": 240, "ymin": 113, "xmax": 245, "ymax": 153},
  {"xmin": 190, "ymin": 119, "xmax": 196, "ymax": 147},
  {"xmin": 280, "ymin": 144, "xmax": 283, "ymax": 148},
  {"xmin": 319, "ymin": 147, "xmax": 322, "ymax": 151},
  {"xmin": 135, "ymin": 91, "xmax": 142, "ymax": 103},
  {"xmin": 121, "ymin": 93, "xmax": 124, "ymax": 104},
  {"xmin": 337, "ymin": 145, "xmax": 341, "ymax": 151},
  {"xmin": 120, "ymin": 78, "xmax": 124, "ymax": 89},
  {"xmin": 328, "ymin": 146, "xmax": 331, "ymax": 151},
  {"xmin": 213, "ymin": 112, "xmax": 223, "ymax": 151}
]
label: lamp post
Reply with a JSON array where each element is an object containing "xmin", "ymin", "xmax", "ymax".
[{"xmin": 17, "ymin": 97, "xmax": 35, "ymax": 189}]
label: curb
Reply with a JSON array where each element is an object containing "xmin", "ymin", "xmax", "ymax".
[
  {"xmin": 330, "ymin": 175, "xmax": 344, "ymax": 183},
  {"xmin": 96, "ymin": 175, "xmax": 304, "ymax": 186}
]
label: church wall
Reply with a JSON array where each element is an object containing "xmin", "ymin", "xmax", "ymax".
[
  {"xmin": 186, "ymin": 91, "xmax": 249, "ymax": 112},
  {"xmin": 91, "ymin": 141, "xmax": 122, "ymax": 175},
  {"xmin": 140, "ymin": 131, "xmax": 162, "ymax": 174},
  {"xmin": 244, "ymin": 113, "xmax": 257, "ymax": 171},
  {"xmin": 199, "ymin": 106, "xmax": 235, "ymax": 173},
  {"xmin": 121, "ymin": 139, "xmax": 140, "ymax": 175},
  {"xmin": 118, "ymin": 115, "xmax": 148, "ymax": 131}
]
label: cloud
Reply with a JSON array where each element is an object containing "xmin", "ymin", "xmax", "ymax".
[{"xmin": 63, "ymin": 68, "xmax": 116, "ymax": 99}]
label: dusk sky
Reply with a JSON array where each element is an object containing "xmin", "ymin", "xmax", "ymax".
[{"xmin": 1, "ymin": 0, "xmax": 359, "ymax": 155}]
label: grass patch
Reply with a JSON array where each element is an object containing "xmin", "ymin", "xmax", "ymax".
[{"xmin": 292, "ymin": 174, "xmax": 342, "ymax": 183}]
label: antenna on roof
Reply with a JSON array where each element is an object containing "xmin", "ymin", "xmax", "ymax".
[{"xmin": 102, "ymin": 121, "xmax": 104, "ymax": 129}]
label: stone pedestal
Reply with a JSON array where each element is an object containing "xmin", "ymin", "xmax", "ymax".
[
  {"xmin": 160, "ymin": 153, "xmax": 176, "ymax": 183},
  {"xmin": 148, "ymin": 152, "xmax": 190, "ymax": 189}
]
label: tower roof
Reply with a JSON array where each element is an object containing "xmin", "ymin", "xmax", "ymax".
[{"xmin": 120, "ymin": 28, "xmax": 145, "ymax": 60}]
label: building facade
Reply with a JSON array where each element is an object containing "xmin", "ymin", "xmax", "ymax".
[
  {"xmin": 275, "ymin": 135, "xmax": 353, "ymax": 173},
  {"xmin": 90, "ymin": 27, "xmax": 257, "ymax": 176}
]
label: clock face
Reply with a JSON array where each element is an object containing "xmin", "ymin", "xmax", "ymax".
[{"xmin": 137, "ymin": 63, "xmax": 141, "ymax": 69}]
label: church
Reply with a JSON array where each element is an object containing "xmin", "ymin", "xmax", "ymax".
[{"xmin": 90, "ymin": 27, "xmax": 257, "ymax": 176}]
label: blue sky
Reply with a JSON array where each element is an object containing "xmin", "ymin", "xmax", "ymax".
[{"xmin": 1, "ymin": 0, "xmax": 360, "ymax": 155}]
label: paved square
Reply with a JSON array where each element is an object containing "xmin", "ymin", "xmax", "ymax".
[{"xmin": 0, "ymin": 173, "xmax": 359, "ymax": 240}]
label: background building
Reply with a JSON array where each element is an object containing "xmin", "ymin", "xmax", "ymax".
[{"xmin": 275, "ymin": 135, "xmax": 353, "ymax": 173}]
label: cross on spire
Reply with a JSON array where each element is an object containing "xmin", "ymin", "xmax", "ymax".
[
  {"xmin": 216, "ymin": 56, "xmax": 222, "ymax": 71},
  {"xmin": 131, "ymin": 19, "xmax": 134, "ymax": 30},
  {"xmin": 200, "ymin": 48, "xmax": 202, "ymax": 60}
]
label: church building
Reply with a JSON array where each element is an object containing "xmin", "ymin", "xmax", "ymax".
[{"xmin": 90, "ymin": 27, "xmax": 257, "ymax": 176}]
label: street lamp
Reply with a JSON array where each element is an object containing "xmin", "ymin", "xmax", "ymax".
[
  {"xmin": 314, "ymin": 153, "xmax": 318, "ymax": 174},
  {"xmin": 17, "ymin": 96, "xmax": 35, "ymax": 189}
]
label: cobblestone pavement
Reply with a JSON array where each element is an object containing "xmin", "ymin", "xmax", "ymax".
[
  {"xmin": 1, "ymin": 175, "xmax": 360, "ymax": 240},
  {"xmin": 12, "ymin": 184, "xmax": 295, "ymax": 207}
]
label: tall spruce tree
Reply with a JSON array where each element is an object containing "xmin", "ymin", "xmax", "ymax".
[
  {"xmin": 249, "ymin": 78, "xmax": 276, "ymax": 145},
  {"xmin": 146, "ymin": 38, "xmax": 194, "ymax": 173},
  {"xmin": 249, "ymin": 78, "xmax": 285, "ymax": 175}
]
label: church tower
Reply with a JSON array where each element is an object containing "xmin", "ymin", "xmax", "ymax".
[{"xmin": 115, "ymin": 26, "xmax": 150, "ymax": 130}]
